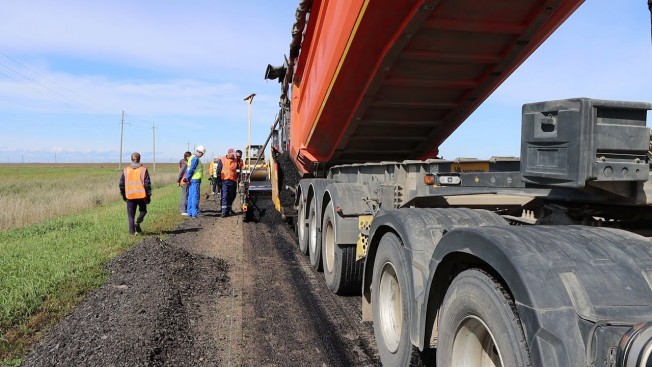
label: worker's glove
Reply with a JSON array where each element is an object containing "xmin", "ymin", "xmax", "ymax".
[
  {"xmin": 146, "ymin": 197, "xmax": 151, "ymax": 204},
  {"xmin": 122, "ymin": 195, "xmax": 127, "ymax": 202}
]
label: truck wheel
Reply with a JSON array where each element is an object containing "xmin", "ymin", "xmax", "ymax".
[
  {"xmin": 308, "ymin": 196, "xmax": 322, "ymax": 270},
  {"xmin": 437, "ymin": 269, "xmax": 531, "ymax": 367},
  {"xmin": 297, "ymin": 197, "xmax": 309, "ymax": 255},
  {"xmin": 372, "ymin": 233, "xmax": 412, "ymax": 366},
  {"xmin": 321, "ymin": 202, "xmax": 362, "ymax": 295}
]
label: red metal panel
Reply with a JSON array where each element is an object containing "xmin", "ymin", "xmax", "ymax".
[
  {"xmin": 289, "ymin": 0, "xmax": 585, "ymax": 174},
  {"xmin": 290, "ymin": 0, "xmax": 366, "ymax": 174}
]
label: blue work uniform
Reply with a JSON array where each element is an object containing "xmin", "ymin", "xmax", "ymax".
[{"xmin": 186, "ymin": 155, "xmax": 203, "ymax": 217}]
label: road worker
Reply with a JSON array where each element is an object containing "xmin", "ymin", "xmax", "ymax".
[
  {"xmin": 217, "ymin": 148, "xmax": 240, "ymax": 217},
  {"xmin": 177, "ymin": 151, "xmax": 192, "ymax": 215},
  {"xmin": 185, "ymin": 145, "xmax": 205, "ymax": 218},
  {"xmin": 235, "ymin": 149, "xmax": 243, "ymax": 185},
  {"xmin": 119, "ymin": 152, "xmax": 152, "ymax": 235},
  {"xmin": 209, "ymin": 156, "xmax": 221, "ymax": 197}
]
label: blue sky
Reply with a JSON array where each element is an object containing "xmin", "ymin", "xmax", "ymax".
[{"xmin": 0, "ymin": 0, "xmax": 650, "ymax": 163}]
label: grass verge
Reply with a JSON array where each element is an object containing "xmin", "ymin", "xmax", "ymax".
[{"xmin": 0, "ymin": 183, "xmax": 187, "ymax": 366}]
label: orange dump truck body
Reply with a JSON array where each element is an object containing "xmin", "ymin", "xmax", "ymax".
[{"xmin": 288, "ymin": 0, "xmax": 584, "ymax": 175}]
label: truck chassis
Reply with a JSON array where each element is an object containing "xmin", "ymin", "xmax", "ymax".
[{"xmin": 271, "ymin": 98, "xmax": 652, "ymax": 366}]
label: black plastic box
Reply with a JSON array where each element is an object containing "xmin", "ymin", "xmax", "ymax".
[{"xmin": 521, "ymin": 98, "xmax": 651, "ymax": 188}]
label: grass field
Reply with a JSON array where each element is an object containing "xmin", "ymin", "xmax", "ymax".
[
  {"xmin": 0, "ymin": 163, "xmax": 204, "ymax": 366},
  {"xmin": 0, "ymin": 163, "xmax": 180, "ymax": 231}
]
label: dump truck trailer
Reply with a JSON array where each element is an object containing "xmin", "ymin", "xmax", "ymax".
[{"xmin": 264, "ymin": 0, "xmax": 652, "ymax": 366}]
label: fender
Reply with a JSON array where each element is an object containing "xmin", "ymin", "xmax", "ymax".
[
  {"xmin": 363, "ymin": 208, "xmax": 507, "ymax": 348},
  {"xmin": 323, "ymin": 183, "xmax": 372, "ymax": 244},
  {"xmin": 430, "ymin": 225, "xmax": 652, "ymax": 367}
]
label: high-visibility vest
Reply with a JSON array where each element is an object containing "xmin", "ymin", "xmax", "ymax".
[
  {"xmin": 220, "ymin": 156, "xmax": 238, "ymax": 181},
  {"xmin": 178, "ymin": 164, "xmax": 187, "ymax": 186},
  {"xmin": 187, "ymin": 155, "xmax": 203, "ymax": 180},
  {"xmin": 124, "ymin": 166, "xmax": 147, "ymax": 199},
  {"xmin": 209, "ymin": 161, "xmax": 219, "ymax": 178}
]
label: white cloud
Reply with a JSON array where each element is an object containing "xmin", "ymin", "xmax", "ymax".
[{"xmin": 0, "ymin": 1, "xmax": 294, "ymax": 76}]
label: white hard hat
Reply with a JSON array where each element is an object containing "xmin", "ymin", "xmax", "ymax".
[{"xmin": 196, "ymin": 145, "xmax": 206, "ymax": 153}]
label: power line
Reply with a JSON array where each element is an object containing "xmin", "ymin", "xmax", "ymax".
[
  {"xmin": 0, "ymin": 52, "xmax": 115, "ymax": 121},
  {"xmin": 0, "ymin": 51, "xmax": 110, "ymax": 117}
]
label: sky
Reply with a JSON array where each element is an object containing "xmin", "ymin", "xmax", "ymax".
[{"xmin": 0, "ymin": 0, "xmax": 650, "ymax": 164}]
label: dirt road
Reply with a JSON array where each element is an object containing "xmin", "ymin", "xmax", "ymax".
[{"xmin": 20, "ymin": 193, "xmax": 381, "ymax": 366}]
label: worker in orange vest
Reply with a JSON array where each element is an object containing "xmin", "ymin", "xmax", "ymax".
[
  {"xmin": 119, "ymin": 152, "xmax": 152, "ymax": 235},
  {"xmin": 177, "ymin": 151, "xmax": 191, "ymax": 215},
  {"xmin": 217, "ymin": 148, "xmax": 241, "ymax": 217}
]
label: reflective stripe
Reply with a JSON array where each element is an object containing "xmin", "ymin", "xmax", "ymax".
[
  {"xmin": 220, "ymin": 156, "xmax": 238, "ymax": 181},
  {"xmin": 124, "ymin": 167, "xmax": 147, "ymax": 199}
]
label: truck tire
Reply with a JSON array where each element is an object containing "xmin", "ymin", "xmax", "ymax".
[
  {"xmin": 372, "ymin": 233, "xmax": 412, "ymax": 367},
  {"xmin": 308, "ymin": 196, "xmax": 322, "ymax": 270},
  {"xmin": 297, "ymin": 197, "xmax": 309, "ymax": 255},
  {"xmin": 437, "ymin": 269, "xmax": 531, "ymax": 367},
  {"xmin": 321, "ymin": 202, "xmax": 362, "ymax": 295}
]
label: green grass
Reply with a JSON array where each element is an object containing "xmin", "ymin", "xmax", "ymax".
[{"xmin": 0, "ymin": 181, "xmax": 188, "ymax": 365}]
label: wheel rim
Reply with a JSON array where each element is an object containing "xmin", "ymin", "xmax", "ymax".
[
  {"xmin": 324, "ymin": 217, "xmax": 334, "ymax": 273},
  {"xmin": 451, "ymin": 316, "xmax": 503, "ymax": 367},
  {"xmin": 309, "ymin": 206, "xmax": 317, "ymax": 254},
  {"xmin": 378, "ymin": 262, "xmax": 402, "ymax": 353}
]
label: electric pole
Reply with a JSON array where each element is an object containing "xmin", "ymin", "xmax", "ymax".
[
  {"xmin": 119, "ymin": 111, "xmax": 125, "ymax": 169},
  {"xmin": 152, "ymin": 122, "xmax": 156, "ymax": 171}
]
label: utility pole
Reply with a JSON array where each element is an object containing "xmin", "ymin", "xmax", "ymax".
[
  {"xmin": 119, "ymin": 111, "xmax": 125, "ymax": 169},
  {"xmin": 187, "ymin": 141, "xmax": 190, "ymax": 153},
  {"xmin": 152, "ymin": 122, "xmax": 156, "ymax": 171},
  {"xmin": 244, "ymin": 93, "xmax": 256, "ymax": 172}
]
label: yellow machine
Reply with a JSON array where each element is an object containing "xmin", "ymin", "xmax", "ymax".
[
  {"xmin": 243, "ymin": 145, "xmax": 268, "ymax": 181},
  {"xmin": 239, "ymin": 145, "xmax": 271, "ymax": 215}
]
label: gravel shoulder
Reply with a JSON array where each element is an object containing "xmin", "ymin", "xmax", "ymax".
[{"xmin": 20, "ymin": 191, "xmax": 381, "ymax": 367}]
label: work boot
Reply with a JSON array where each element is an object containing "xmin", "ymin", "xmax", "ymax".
[{"xmin": 135, "ymin": 223, "xmax": 142, "ymax": 233}]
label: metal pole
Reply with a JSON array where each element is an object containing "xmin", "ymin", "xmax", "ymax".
[
  {"xmin": 244, "ymin": 93, "xmax": 256, "ymax": 173},
  {"xmin": 152, "ymin": 122, "xmax": 156, "ymax": 172},
  {"xmin": 248, "ymin": 112, "xmax": 281, "ymax": 174},
  {"xmin": 119, "ymin": 110, "xmax": 124, "ymax": 169}
]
